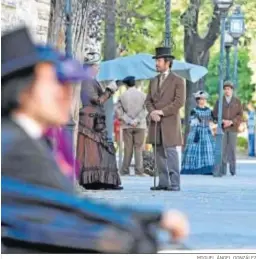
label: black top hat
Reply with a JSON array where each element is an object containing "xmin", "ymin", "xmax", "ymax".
[
  {"xmin": 1, "ymin": 27, "xmax": 40, "ymax": 79},
  {"xmin": 122, "ymin": 76, "xmax": 135, "ymax": 87},
  {"xmin": 152, "ymin": 47, "xmax": 175, "ymax": 59}
]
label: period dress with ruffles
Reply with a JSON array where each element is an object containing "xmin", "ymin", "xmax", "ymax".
[
  {"xmin": 181, "ymin": 107, "xmax": 215, "ymax": 175},
  {"xmin": 77, "ymin": 78, "xmax": 122, "ymax": 189}
]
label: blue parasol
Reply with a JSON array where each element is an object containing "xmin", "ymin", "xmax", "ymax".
[{"xmin": 98, "ymin": 53, "xmax": 208, "ymax": 83}]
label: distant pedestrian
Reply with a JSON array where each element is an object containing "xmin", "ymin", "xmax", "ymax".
[
  {"xmin": 213, "ymin": 81, "xmax": 243, "ymax": 176},
  {"xmin": 115, "ymin": 76, "xmax": 147, "ymax": 176},
  {"xmin": 181, "ymin": 91, "xmax": 215, "ymax": 175},
  {"xmin": 114, "ymin": 114, "xmax": 121, "ymax": 147},
  {"xmin": 247, "ymin": 103, "xmax": 255, "ymax": 157}
]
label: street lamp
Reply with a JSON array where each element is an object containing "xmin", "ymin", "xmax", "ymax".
[
  {"xmin": 164, "ymin": 0, "xmax": 171, "ymax": 48},
  {"xmin": 228, "ymin": 5, "xmax": 245, "ymax": 88},
  {"xmin": 64, "ymin": 0, "xmax": 76, "ymax": 183},
  {"xmin": 224, "ymin": 28, "xmax": 233, "ymax": 80},
  {"xmin": 213, "ymin": 0, "xmax": 233, "ymax": 177}
]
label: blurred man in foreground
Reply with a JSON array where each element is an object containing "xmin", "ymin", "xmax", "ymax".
[{"xmin": 1, "ymin": 27, "xmax": 189, "ymax": 253}]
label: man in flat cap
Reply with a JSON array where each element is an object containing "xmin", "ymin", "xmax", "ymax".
[
  {"xmin": 115, "ymin": 76, "xmax": 147, "ymax": 176},
  {"xmin": 145, "ymin": 47, "xmax": 185, "ymax": 191},
  {"xmin": 213, "ymin": 81, "xmax": 243, "ymax": 176}
]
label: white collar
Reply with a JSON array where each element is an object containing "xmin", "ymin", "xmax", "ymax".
[
  {"xmin": 225, "ymin": 95, "xmax": 232, "ymax": 102},
  {"xmin": 162, "ymin": 70, "xmax": 169, "ymax": 76},
  {"xmin": 12, "ymin": 113, "xmax": 43, "ymax": 139}
]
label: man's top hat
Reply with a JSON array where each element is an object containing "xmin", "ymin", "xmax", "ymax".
[
  {"xmin": 152, "ymin": 47, "xmax": 175, "ymax": 59},
  {"xmin": 122, "ymin": 76, "xmax": 135, "ymax": 87},
  {"xmin": 1, "ymin": 27, "xmax": 58, "ymax": 80}
]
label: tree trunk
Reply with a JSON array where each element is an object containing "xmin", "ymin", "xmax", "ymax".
[
  {"xmin": 181, "ymin": 0, "xmax": 221, "ymax": 143},
  {"xmin": 103, "ymin": 0, "xmax": 117, "ymax": 141},
  {"xmin": 47, "ymin": 0, "xmax": 103, "ymax": 150},
  {"xmin": 184, "ymin": 48, "xmax": 210, "ymax": 139}
]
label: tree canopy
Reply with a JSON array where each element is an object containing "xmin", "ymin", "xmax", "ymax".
[{"xmin": 205, "ymin": 49, "xmax": 255, "ymax": 106}]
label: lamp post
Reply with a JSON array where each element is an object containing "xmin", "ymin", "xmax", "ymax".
[
  {"xmin": 224, "ymin": 29, "xmax": 233, "ymax": 80},
  {"xmin": 64, "ymin": 0, "xmax": 76, "ymax": 183},
  {"xmin": 213, "ymin": 0, "xmax": 233, "ymax": 177},
  {"xmin": 228, "ymin": 5, "xmax": 245, "ymax": 89},
  {"xmin": 164, "ymin": 0, "xmax": 171, "ymax": 48}
]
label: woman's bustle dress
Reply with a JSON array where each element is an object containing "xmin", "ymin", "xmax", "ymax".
[
  {"xmin": 76, "ymin": 78, "xmax": 122, "ymax": 189},
  {"xmin": 181, "ymin": 106, "xmax": 215, "ymax": 175}
]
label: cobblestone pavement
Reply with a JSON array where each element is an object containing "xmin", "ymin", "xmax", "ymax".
[{"xmin": 82, "ymin": 161, "xmax": 256, "ymax": 249}]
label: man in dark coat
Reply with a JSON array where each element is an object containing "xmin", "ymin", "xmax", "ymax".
[
  {"xmin": 145, "ymin": 47, "xmax": 185, "ymax": 191},
  {"xmin": 1, "ymin": 27, "xmax": 189, "ymax": 253},
  {"xmin": 213, "ymin": 81, "xmax": 243, "ymax": 176}
]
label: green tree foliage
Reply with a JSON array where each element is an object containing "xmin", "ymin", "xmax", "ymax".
[
  {"xmin": 115, "ymin": 0, "xmax": 187, "ymax": 59},
  {"xmin": 205, "ymin": 49, "xmax": 255, "ymax": 106}
]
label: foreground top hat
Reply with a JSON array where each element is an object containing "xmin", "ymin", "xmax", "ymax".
[
  {"xmin": 152, "ymin": 47, "xmax": 175, "ymax": 59},
  {"xmin": 84, "ymin": 52, "xmax": 101, "ymax": 65},
  {"xmin": 193, "ymin": 90, "xmax": 209, "ymax": 99},
  {"xmin": 122, "ymin": 76, "xmax": 135, "ymax": 87},
  {"xmin": 1, "ymin": 27, "xmax": 58, "ymax": 80},
  {"xmin": 223, "ymin": 80, "xmax": 234, "ymax": 89}
]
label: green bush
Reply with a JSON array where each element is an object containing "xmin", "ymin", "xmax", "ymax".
[{"xmin": 237, "ymin": 136, "xmax": 248, "ymax": 151}]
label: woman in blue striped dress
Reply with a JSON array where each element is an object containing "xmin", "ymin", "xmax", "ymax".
[{"xmin": 181, "ymin": 91, "xmax": 215, "ymax": 175}]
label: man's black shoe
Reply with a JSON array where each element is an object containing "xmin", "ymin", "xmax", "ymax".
[
  {"xmin": 112, "ymin": 186, "xmax": 124, "ymax": 190},
  {"xmin": 150, "ymin": 186, "xmax": 165, "ymax": 191}
]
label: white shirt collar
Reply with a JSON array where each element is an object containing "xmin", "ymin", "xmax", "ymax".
[
  {"xmin": 225, "ymin": 95, "xmax": 232, "ymax": 103},
  {"xmin": 12, "ymin": 113, "xmax": 43, "ymax": 139},
  {"xmin": 162, "ymin": 70, "xmax": 169, "ymax": 76}
]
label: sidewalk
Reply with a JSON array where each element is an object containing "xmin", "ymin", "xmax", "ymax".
[{"xmin": 84, "ymin": 162, "xmax": 256, "ymax": 249}]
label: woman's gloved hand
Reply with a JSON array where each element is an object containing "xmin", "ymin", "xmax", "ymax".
[{"xmin": 106, "ymin": 81, "xmax": 118, "ymax": 94}]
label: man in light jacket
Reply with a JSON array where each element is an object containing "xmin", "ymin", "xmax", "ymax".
[{"xmin": 115, "ymin": 76, "xmax": 147, "ymax": 176}]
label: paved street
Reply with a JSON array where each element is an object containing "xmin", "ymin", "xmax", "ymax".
[{"xmin": 84, "ymin": 161, "xmax": 256, "ymax": 249}]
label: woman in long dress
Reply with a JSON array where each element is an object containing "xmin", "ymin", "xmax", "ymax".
[
  {"xmin": 181, "ymin": 91, "xmax": 215, "ymax": 175},
  {"xmin": 77, "ymin": 53, "xmax": 123, "ymax": 190}
]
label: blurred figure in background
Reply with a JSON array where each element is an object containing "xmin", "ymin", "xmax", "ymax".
[
  {"xmin": 247, "ymin": 103, "xmax": 255, "ymax": 157},
  {"xmin": 213, "ymin": 81, "xmax": 243, "ymax": 176},
  {"xmin": 114, "ymin": 114, "xmax": 121, "ymax": 150},
  {"xmin": 77, "ymin": 53, "xmax": 123, "ymax": 190},
  {"xmin": 181, "ymin": 91, "xmax": 215, "ymax": 175},
  {"xmin": 115, "ymin": 76, "xmax": 147, "ymax": 176}
]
